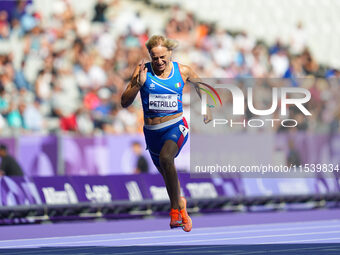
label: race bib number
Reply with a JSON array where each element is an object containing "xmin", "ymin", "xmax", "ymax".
[{"xmin": 149, "ymin": 94, "xmax": 178, "ymax": 112}]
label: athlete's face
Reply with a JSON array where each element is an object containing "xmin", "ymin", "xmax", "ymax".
[{"xmin": 149, "ymin": 46, "xmax": 171, "ymax": 73}]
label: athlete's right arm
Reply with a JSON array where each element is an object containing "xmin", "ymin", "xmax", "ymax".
[{"xmin": 121, "ymin": 60, "xmax": 147, "ymax": 108}]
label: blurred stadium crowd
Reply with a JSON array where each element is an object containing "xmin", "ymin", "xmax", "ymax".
[{"xmin": 0, "ymin": 0, "xmax": 339, "ymax": 136}]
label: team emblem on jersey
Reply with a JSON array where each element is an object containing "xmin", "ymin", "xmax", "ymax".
[
  {"xmin": 175, "ymin": 82, "xmax": 181, "ymax": 88},
  {"xmin": 179, "ymin": 124, "xmax": 188, "ymax": 137},
  {"xmin": 150, "ymin": 83, "xmax": 155, "ymax": 89}
]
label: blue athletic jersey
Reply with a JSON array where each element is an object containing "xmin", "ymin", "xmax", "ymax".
[{"xmin": 140, "ymin": 62, "xmax": 185, "ymax": 118}]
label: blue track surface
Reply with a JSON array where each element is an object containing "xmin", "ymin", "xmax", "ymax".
[{"xmin": 1, "ymin": 210, "xmax": 340, "ymax": 254}]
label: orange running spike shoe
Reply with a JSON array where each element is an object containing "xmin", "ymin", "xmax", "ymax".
[
  {"xmin": 180, "ymin": 197, "xmax": 192, "ymax": 232},
  {"xmin": 169, "ymin": 208, "xmax": 182, "ymax": 229}
]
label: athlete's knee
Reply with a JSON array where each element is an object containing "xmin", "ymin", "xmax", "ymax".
[{"xmin": 159, "ymin": 152, "xmax": 175, "ymax": 169}]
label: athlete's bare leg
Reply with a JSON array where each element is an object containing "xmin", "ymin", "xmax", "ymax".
[{"xmin": 158, "ymin": 140, "xmax": 184, "ymax": 210}]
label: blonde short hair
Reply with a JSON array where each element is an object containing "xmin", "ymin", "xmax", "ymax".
[{"xmin": 145, "ymin": 35, "xmax": 178, "ymax": 52}]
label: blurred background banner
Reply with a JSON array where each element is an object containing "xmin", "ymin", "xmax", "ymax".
[
  {"xmin": 17, "ymin": 135, "xmax": 58, "ymax": 176},
  {"xmin": 0, "ymin": 176, "xmax": 42, "ymax": 206},
  {"xmin": 276, "ymin": 133, "xmax": 340, "ymax": 166},
  {"xmin": 2, "ymin": 173, "xmax": 340, "ymax": 207},
  {"xmin": 0, "ymin": 135, "xmax": 190, "ymax": 176},
  {"xmin": 0, "ymin": 133, "xmax": 337, "ymax": 177}
]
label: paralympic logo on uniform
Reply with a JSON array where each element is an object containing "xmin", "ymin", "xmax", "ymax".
[{"xmin": 197, "ymin": 81, "xmax": 312, "ymax": 128}]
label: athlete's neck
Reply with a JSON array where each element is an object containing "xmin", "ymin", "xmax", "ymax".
[{"xmin": 152, "ymin": 62, "xmax": 173, "ymax": 78}]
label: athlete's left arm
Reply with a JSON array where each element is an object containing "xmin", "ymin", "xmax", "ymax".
[{"xmin": 179, "ymin": 64, "xmax": 212, "ymax": 124}]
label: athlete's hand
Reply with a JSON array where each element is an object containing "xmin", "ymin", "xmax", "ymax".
[
  {"xmin": 203, "ymin": 106, "xmax": 212, "ymax": 124},
  {"xmin": 138, "ymin": 59, "xmax": 147, "ymax": 87}
]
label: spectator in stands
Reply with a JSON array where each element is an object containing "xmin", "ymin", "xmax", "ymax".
[
  {"xmin": 0, "ymin": 84, "xmax": 9, "ymax": 115},
  {"xmin": 34, "ymin": 69, "xmax": 52, "ymax": 103},
  {"xmin": 93, "ymin": 87, "xmax": 113, "ymax": 129},
  {"xmin": 270, "ymin": 47, "xmax": 289, "ymax": 77},
  {"xmin": 290, "ymin": 21, "xmax": 307, "ymax": 55},
  {"xmin": 283, "ymin": 55, "xmax": 305, "ymax": 87},
  {"xmin": 0, "ymin": 0, "xmax": 337, "ymax": 136},
  {"xmin": 0, "ymin": 144, "xmax": 23, "ymax": 176},
  {"xmin": 6, "ymin": 101, "xmax": 24, "ymax": 130},
  {"xmin": 10, "ymin": 0, "xmax": 27, "ymax": 25},
  {"xmin": 14, "ymin": 61, "xmax": 32, "ymax": 91},
  {"xmin": 92, "ymin": 0, "xmax": 108, "ymax": 23},
  {"xmin": 0, "ymin": 11, "xmax": 10, "ymax": 39},
  {"xmin": 301, "ymin": 48, "xmax": 319, "ymax": 75},
  {"xmin": 20, "ymin": 4, "xmax": 38, "ymax": 34},
  {"xmin": 23, "ymin": 98, "xmax": 44, "ymax": 132}
]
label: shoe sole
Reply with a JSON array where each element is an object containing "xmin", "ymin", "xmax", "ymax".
[{"xmin": 170, "ymin": 224, "xmax": 183, "ymax": 229}]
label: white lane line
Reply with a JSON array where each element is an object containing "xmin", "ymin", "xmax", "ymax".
[
  {"xmin": 224, "ymin": 245, "xmax": 340, "ymax": 255},
  {"xmin": 88, "ymin": 244, "xmax": 340, "ymax": 255},
  {"xmin": 1, "ymin": 224, "xmax": 340, "ymax": 248},
  {"xmin": 48, "ymin": 224, "xmax": 340, "ymax": 243},
  {"xmin": 2, "ymin": 227, "xmax": 340, "ymax": 249},
  {"xmin": 137, "ymin": 230, "xmax": 340, "ymax": 246},
  {"xmin": 102, "ymin": 246, "xmax": 241, "ymax": 255},
  {"xmin": 262, "ymin": 236, "xmax": 340, "ymax": 244},
  {"xmin": 1, "ymin": 219, "xmax": 338, "ymax": 244},
  {"xmin": 2, "ymin": 246, "xmax": 241, "ymax": 255},
  {"xmin": 0, "ymin": 246, "xmax": 102, "ymax": 255}
]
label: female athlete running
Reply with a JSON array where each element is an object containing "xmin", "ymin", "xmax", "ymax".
[{"xmin": 121, "ymin": 35, "xmax": 211, "ymax": 232}]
